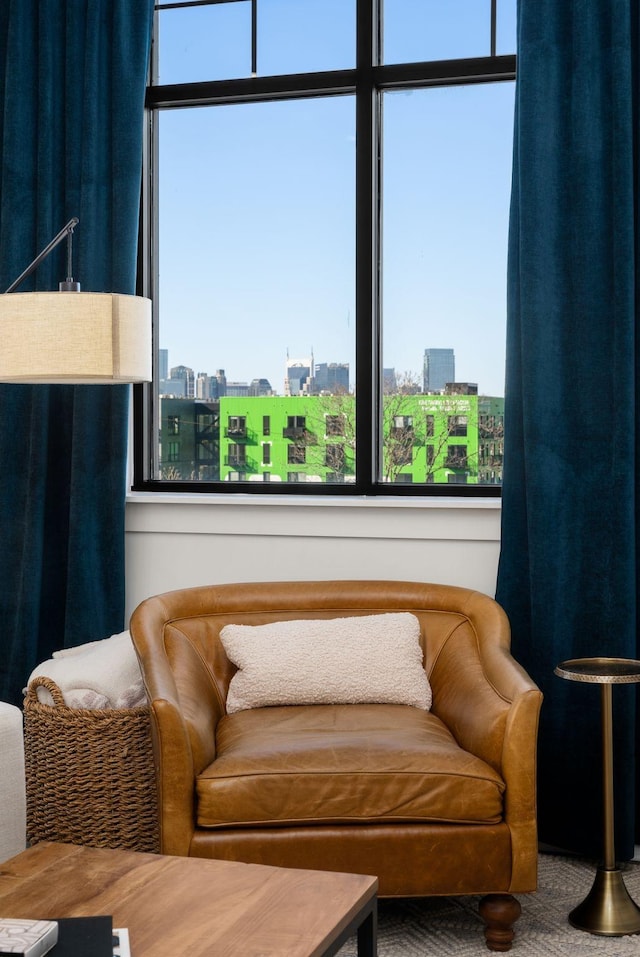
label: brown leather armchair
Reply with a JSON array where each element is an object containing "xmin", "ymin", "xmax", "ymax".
[{"xmin": 130, "ymin": 580, "xmax": 542, "ymax": 952}]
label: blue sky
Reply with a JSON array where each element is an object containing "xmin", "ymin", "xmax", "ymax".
[{"xmin": 156, "ymin": 0, "xmax": 516, "ymax": 396}]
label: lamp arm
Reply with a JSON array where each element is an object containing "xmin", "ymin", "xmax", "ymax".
[{"xmin": 4, "ymin": 217, "xmax": 79, "ymax": 294}]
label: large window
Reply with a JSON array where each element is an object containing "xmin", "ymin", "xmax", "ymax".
[{"xmin": 134, "ymin": 0, "xmax": 516, "ymax": 495}]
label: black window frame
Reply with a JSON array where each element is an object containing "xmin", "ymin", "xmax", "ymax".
[
  {"xmin": 227, "ymin": 443, "xmax": 247, "ymax": 467},
  {"xmin": 226, "ymin": 415, "xmax": 247, "ymax": 437},
  {"xmin": 325, "ymin": 443, "xmax": 346, "ymax": 471},
  {"xmin": 325, "ymin": 414, "xmax": 346, "ymax": 437},
  {"xmin": 448, "ymin": 415, "xmax": 468, "ymax": 438},
  {"xmin": 287, "ymin": 444, "xmax": 307, "ymax": 466},
  {"xmin": 166, "ymin": 440, "xmax": 180, "ymax": 462},
  {"xmin": 133, "ymin": 0, "xmax": 515, "ymax": 498}
]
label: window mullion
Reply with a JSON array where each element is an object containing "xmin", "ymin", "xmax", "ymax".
[{"xmin": 355, "ymin": 0, "xmax": 379, "ymax": 492}]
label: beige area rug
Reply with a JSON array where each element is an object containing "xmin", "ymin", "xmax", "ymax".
[{"xmin": 340, "ymin": 853, "xmax": 640, "ymax": 956}]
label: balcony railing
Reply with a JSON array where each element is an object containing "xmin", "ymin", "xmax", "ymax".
[
  {"xmin": 282, "ymin": 427, "xmax": 317, "ymax": 445},
  {"xmin": 225, "ymin": 454, "xmax": 256, "ymax": 470}
]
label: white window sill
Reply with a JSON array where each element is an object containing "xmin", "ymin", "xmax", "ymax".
[
  {"xmin": 125, "ymin": 491, "xmax": 501, "ymax": 543},
  {"xmin": 126, "ymin": 490, "xmax": 501, "ymax": 510}
]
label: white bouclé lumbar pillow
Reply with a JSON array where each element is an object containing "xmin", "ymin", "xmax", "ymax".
[{"xmin": 219, "ymin": 612, "xmax": 431, "ymax": 714}]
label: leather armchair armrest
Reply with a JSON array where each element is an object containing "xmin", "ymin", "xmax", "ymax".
[
  {"xmin": 428, "ymin": 590, "xmax": 541, "ymax": 772},
  {"xmin": 428, "ymin": 592, "xmax": 542, "ymax": 891},
  {"xmin": 131, "ymin": 607, "xmax": 224, "ymax": 856}
]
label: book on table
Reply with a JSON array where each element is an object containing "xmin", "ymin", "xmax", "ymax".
[
  {"xmin": 112, "ymin": 928, "xmax": 130, "ymax": 957},
  {"xmin": 53, "ymin": 917, "xmax": 113, "ymax": 957},
  {"xmin": 0, "ymin": 918, "xmax": 58, "ymax": 957},
  {"xmin": 0, "ymin": 917, "xmax": 126, "ymax": 957}
]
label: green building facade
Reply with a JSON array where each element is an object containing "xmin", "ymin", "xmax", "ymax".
[
  {"xmin": 478, "ymin": 396, "xmax": 505, "ymax": 485},
  {"xmin": 157, "ymin": 393, "xmax": 504, "ymax": 485},
  {"xmin": 213, "ymin": 393, "xmax": 503, "ymax": 486},
  {"xmin": 158, "ymin": 397, "xmax": 219, "ymax": 481},
  {"xmin": 220, "ymin": 395, "xmax": 354, "ymax": 484}
]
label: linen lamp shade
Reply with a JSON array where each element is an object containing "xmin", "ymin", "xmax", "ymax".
[{"xmin": 0, "ymin": 291, "xmax": 152, "ymax": 383}]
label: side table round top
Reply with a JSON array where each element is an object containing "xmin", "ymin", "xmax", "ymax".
[{"xmin": 555, "ymin": 657, "xmax": 640, "ymax": 684}]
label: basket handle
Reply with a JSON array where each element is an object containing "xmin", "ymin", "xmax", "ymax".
[{"xmin": 26, "ymin": 676, "xmax": 66, "ymax": 708}]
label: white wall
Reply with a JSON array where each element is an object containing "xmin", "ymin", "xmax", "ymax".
[{"xmin": 124, "ymin": 493, "xmax": 502, "ymax": 622}]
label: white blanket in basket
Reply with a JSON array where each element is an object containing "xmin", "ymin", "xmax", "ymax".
[{"xmin": 26, "ymin": 631, "xmax": 146, "ymax": 709}]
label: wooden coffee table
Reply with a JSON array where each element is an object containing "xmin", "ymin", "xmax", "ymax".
[{"xmin": 0, "ymin": 843, "xmax": 377, "ymax": 957}]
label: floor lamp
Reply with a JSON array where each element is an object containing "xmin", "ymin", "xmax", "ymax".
[{"xmin": 0, "ymin": 219, "xmax": 151, "ymax": 384}]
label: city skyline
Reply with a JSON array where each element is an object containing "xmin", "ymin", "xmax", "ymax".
[{"xmin": 159, "ymin": 344, "xmax": 502, "ymax": 398}]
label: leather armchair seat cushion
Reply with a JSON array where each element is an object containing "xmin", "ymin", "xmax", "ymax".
[{"xmin": 196, "ymin": 703, "xmax": 505, "ymax": 829}]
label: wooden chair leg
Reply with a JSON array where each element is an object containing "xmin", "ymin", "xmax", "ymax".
[{"xmin": 478, "ymin": 894, "xmax": 522, "ymax": 952}]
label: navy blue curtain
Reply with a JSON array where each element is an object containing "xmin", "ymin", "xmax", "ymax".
[
  {"xmin": 0, "ymin": 1, "xmax": 153, "ymax": 705},
  {"xmin": 496, "ymin": 0, "xmax": 639, "ymax": 858}
]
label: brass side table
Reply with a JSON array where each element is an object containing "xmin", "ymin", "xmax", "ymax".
[{"xmin": 554, "ymin": 657, "xmax": 640, "ymax": 936}]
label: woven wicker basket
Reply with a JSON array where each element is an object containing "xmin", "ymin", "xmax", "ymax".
[{"xmin": 24, "ymin": 675, "xmax": 159, "ymax": 852}]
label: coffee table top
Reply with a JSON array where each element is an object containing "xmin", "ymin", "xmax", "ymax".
[{"xmin": 0, "ymin": 843, "xmax": 377, "ymax": 957}]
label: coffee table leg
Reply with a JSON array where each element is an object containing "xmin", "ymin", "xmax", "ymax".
[{"xmin": 356, "ymin": 905, "xmax": 377, "ymax": 957}]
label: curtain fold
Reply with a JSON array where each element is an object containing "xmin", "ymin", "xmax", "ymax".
[
  {"xmin": 0, "ymin": 0, "xmax": 153, "ymax": 705},
  {"xmin": 496, "ymin": 0, "xmax": 639, "ymax": 859}
]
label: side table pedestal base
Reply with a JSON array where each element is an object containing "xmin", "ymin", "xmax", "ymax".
[
  {"xmin": 569, "ymin": 867, "xmax": 640, "ymax": 936},
  {"xmin": 555, "ymin": 658, "xmax": 640, "ymax": 937}
]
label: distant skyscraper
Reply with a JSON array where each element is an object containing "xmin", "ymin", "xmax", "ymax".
[
  {"xmin": 215, "ymin": 369, "xmax": 227, "ymax": 397},
  {"xmin": 170, "ymin": 364, "xmax": 195, "ymax": 398},
  {"xmin": 423, "ymin": 349, "xmax": 455, "ymax": 393},
  {"xmin": 383, "ymin": 368, "xmax": 397, "ymax": 393},
  {"xmin": 196, "ymin": 372, "xmax": 217, "ymax": 399},
  {"xmin": 159, "ymin": 348, "xmax": 169, "ymax": 381},
  {"xmin": 249, "ymin": 378, "xmax": 273, "ymax": 396},
  {"xmin": 159, "ymin": 376, "xmax": 187, "ymax": 397},
  {"xmin": 226, "ymin": 382, "xmax": 250, "ymax": 397},
  {"xmin": 313, "ymin": 362, "xmax": 349, "ymax": 394},
  {"xmin": 285, "ymin": 357, "xmax": 313, "ymax": 396}
]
